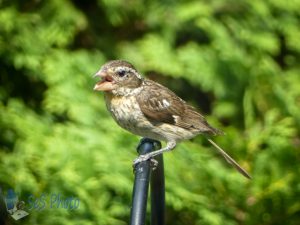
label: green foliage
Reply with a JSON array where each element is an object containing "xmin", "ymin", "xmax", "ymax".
[{"xmin": 0, "ymin": 0, "xmax": 299, "ymax": 225}]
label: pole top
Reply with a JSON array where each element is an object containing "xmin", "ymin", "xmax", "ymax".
[{"xmin": 137, "ymin": 138, "xmax": 161, "ymax": 155}]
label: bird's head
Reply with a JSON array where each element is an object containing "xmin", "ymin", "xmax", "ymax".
[{"xmin": 93, "ymin": 60, "xmax": 143, "ymax": 96}]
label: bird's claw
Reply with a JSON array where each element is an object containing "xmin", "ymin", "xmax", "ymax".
[
  {"xmin": 133, "ymin": 154, "xmax": 150, "ymax": 164},
  {"xmin": 132, "ymin": 155, "xmax": 158, "ymax": 170}
]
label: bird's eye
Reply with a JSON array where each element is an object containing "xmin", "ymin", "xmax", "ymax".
[{"xmin": 117, "ymin": 69, "xmax": 126, "ymax": 77}]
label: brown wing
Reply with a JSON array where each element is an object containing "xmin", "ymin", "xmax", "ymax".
[{"xmin": 137, "ymin": 79, "xmax": 221, "ymax": 135}]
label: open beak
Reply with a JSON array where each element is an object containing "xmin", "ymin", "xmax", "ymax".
[{"xmin": 93, "ymin": 70, "xmax": 115, "ymax": 91}]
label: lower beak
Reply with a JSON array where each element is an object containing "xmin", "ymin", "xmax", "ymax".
[{"xmin": 93, "ymin": 70, "xmax": 115, "ymax": 91}]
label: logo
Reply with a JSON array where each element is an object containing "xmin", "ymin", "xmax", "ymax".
[
  {"xmin": 27, "ymin": 193, "xmax": 80, "ymax": 211},
  {"xmin": 1, "ymin": 188, "xmax": 29, "ymax": 220},
  {"xmin": 0, "ymin": 186, "xmax": 80, "ymax": 220}
]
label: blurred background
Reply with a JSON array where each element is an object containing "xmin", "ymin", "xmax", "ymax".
[{"xmin": 0, "ymin": 0, "xmax": 299, "ymax": 224}]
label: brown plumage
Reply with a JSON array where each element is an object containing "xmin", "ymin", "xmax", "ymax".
[
  {"xmin": 94, "ymin": 60, "xmax": 251, "ymax": 179},
  {"xmin": 136, "ymin": 79, "xmax": 222, "ymax": 135}
]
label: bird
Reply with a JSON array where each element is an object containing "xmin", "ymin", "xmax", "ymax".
[{"xmin": 93, "ymin": 60, "xmax": 251, "ymax": 179}]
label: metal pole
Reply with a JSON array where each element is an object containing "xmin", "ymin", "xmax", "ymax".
[
  {"xmin": 130, "ymin": 138, "xmax": 160, "ymax": 225},
  {"xmin": 150, "ymin": 151, "xmax": 165, "ymax": 225}
]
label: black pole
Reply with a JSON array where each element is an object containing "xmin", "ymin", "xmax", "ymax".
[
  {"xmin": 130, "ymin": 138, "xmax": 160, "ymax": 225},
  {"xmin": 150, "ymin": 150, "xmax": 165, "ymax": 225}
]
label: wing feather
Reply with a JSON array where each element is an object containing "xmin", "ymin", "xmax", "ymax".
[{"xmin": 137, "ymin": 80, "xmax": 220, "ymax": 135}]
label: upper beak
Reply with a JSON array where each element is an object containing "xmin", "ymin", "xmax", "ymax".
[{"xmin": 93, "ymin": 69, "xmax": 106, "ymax": 79}]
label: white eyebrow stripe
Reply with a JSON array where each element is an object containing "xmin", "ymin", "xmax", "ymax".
[
  {"xmin": 129, "ymin": 68, "xmax": 142, "ymax": 79},
  {"xmin": 116, "ymin": 66, "xmax": 142, "ymax": 79}
]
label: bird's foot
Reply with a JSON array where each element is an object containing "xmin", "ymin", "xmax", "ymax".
[
  {"xmin": 133, "ymin": 154, "xmax": 151, "ymax": 165},
  {"xmin": 133, "ymin": 154, "xmax": 158, "ymax": 170}
]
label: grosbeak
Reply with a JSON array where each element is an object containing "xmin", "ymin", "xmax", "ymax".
[{"xmin": 94, "ymin": 60, "xmax": 251, "ymax": 179}]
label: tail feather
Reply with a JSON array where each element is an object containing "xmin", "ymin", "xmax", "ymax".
[{"xmin": 207, "ymin": 138, "xmax": 252, "ymax": 179}]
